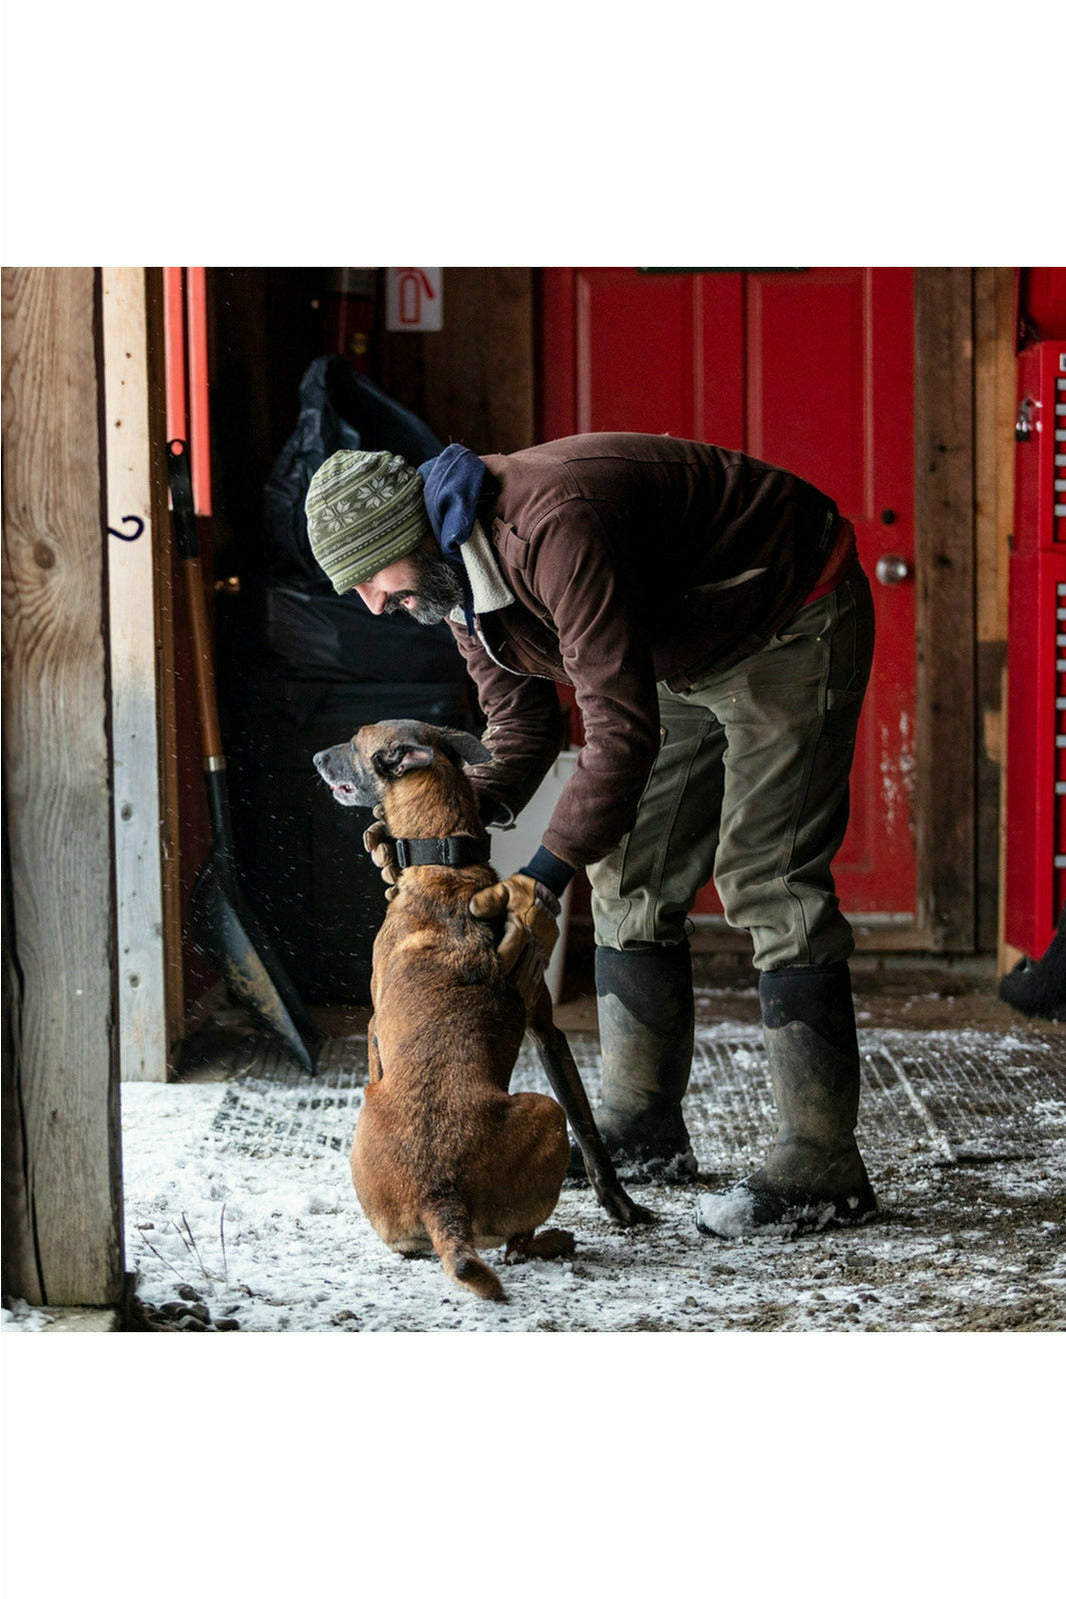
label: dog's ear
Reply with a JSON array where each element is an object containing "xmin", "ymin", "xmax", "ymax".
[
  {"xmin": 437, "ymin": 729, "xmax": 492, "ymax": 768},
  {"xmin": 373, "ymin": 742, "xmax": 436, "ymax": 779}
]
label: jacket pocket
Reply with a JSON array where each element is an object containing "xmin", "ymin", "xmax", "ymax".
[{"xmin": 493, "ymin": 517, "xmax": 530, "ymax": 571}]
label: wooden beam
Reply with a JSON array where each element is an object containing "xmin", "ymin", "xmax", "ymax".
[
  {"xmin": 913, "ymin": 268, "xmax": 977, "ymax": 952},
  {"xmin": 974, "ymin": 267, "xmax": 1017, "ymax": 647},
  {"xmin": 144, "ymin": 269, "xmax": 185, "ymax": 1061},
  {"xmin": 102, "ymin": 268, "xmax": 168, "ymax": 1081},
  {"xmin": 974, "ymin": 268, "xmax": 1018, "ymax": 952},
  {"xmin": 1, "ymin": 267, "xmax": 124, "ymax": 1305},
  {"xmin": 379, "ymin": 268, "xmax": 535, "ymax": 453}
]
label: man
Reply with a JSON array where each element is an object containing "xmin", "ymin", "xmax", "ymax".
[{"xmin": 305, "ymin": 433, "xmax": 877, "ymax": 1239}]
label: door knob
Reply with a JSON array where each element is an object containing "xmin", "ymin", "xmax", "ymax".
[{"xmin": 875, "ymin": 554, "xmax": 911, "ymax": 586}]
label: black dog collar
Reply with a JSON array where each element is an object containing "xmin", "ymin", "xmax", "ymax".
[{"xmin": 393, "ymin": 835, "xmax": 493, "ymax": 870}]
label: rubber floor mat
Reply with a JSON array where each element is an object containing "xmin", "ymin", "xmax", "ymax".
[{"xmin": 211, "ymin": 1025, "xmax": 1064, "ymax": 1174}]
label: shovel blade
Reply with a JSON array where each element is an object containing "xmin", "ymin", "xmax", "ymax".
[{"xmin": 190, "ymin": 863, "xmax": 317, "ymax": 1075}]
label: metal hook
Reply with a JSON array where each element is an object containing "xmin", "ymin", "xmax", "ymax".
[{"xmin": 108, "ymin": 515, "xmax": 145, "ymax": 542}]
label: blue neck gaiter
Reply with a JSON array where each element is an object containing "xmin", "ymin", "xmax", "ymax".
[{"xmin": 418, "ymin": 444, "xmax": 487, "ymax": 632}]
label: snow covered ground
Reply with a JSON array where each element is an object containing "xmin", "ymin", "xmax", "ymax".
[{"xmin": 5, "ymin": 1007, "xmax": 1064, "ymax": 1334}]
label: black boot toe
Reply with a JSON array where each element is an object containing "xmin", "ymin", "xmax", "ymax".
[{"xmin": 695, "ymin": 1171, "xmax": 878, "ymax": 1240}]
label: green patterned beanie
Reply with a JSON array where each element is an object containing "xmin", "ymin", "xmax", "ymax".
[{"xmin": 305, "ymin": 449, "xmax": 430, "ymax": 592}]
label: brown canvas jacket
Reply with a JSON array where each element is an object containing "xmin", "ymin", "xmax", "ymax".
[{"xmin": 450, "ymin": 433, "xmax": 840, "ymax": 870}]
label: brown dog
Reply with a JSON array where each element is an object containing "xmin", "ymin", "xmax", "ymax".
[{"xmin": 314, "ymin": 719, "xmax": 652, "ymax": 1301}]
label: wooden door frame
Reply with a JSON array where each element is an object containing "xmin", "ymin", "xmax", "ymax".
[
  {"xmin": 102, "ymin": 268, "xmax": 182, "ymax": 1079},
  {"xmin": 912, "ymin": 268, "xmax": 977, "ymax": 954},
  {"xmin": 535, "ymin": 266, "xmax": 981, "ymax": 954},
  {"xmin": 2, "ymin": 267, "xmax": 125, "ymax": 1306}
]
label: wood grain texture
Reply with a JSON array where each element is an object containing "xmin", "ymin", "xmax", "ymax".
[
  {"xmin": 974, "ymin": 267, "xmax": 1017, "ymax": 646},
  {"xmin": 379, "ymin": 268, "xmax": 535, "ymax": 454},
  {"xmin": 144, "ymin": 268, "xmax": 185, "ymax": 1061},
  {"xmin": 913, "ymin": 268, "xmax": 977, "ymax": 952},
  {"xmin": 1, "ymin": 267, "xmax": 124, "ymax": 1304},
  {"xmin": 103, "ymin": 268, "xmax": 168, "ymax": 1081},
  {"xmin": 974, "ymin": 268, "xmax": 1017, "ymax": 952}
]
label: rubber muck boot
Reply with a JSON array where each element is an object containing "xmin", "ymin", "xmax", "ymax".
[
  {"xmin": 570, "ymin": 942, "xmax": 698, "ymax": 1183},
  {"xmin": 696, "ymin": 962, "xmax": 877, "ymax": 1238},
  {"xmin": 999, "ymin": 906, "xmax": 1066, "ymax": 1022}
]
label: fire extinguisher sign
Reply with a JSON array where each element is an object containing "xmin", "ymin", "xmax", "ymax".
[{"xmin": 386, "ymin": 268, "xmax": 443, "ymax": 332}]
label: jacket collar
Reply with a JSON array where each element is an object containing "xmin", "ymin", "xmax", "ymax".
[{"xmin": 453, "ymin": 519, "xmax": 514, "ymax": 621}]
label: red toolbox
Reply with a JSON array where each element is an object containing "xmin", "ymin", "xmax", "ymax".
[{"xmin": 1004, "ymin": 322, "xmax": 1066, "ymax": 957}]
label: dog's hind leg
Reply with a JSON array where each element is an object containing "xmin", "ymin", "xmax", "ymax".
[
  {"xmin": 476, "ymin": 1091, "xmax": 577, "ymax": 1269},
  {"xmin": 526, "ymin": 985, "xmax": 655, "ymax": 1229}
]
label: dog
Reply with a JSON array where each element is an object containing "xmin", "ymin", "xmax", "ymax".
[{"xmin": 314, "ymin": 719, "xmax": 653, "ymax": 1301}]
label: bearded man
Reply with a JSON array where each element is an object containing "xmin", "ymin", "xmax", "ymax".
[{"xmin": 304, "ymin": 434, "xmax": 877, "ymax": 1239}]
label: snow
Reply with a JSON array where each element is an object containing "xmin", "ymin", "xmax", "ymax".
[
  {"xmin": 5, "ymin": 1021, "xmax": 1065, "ymax": 1333},
  {"xmin": 2, "ymin": 1301, "xmax": 53, "ymax": 1333},
  {"xmin": 695, "ymin": 1185, "xmax": 757, "ymax": 1239}
]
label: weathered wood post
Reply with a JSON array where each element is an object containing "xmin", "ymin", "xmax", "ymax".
[
  {"xmin": 102, "ymin": 267, "xmax": 176, "ymax": 1081},
  {"xmin": 2, "ymin": 267, "xmax": 124, "ymax": 1306},
  {"xmin": 913, "ymin": 268, "xmax": 977, "ymax": 953}
]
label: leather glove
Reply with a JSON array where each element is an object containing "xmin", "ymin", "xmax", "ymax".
[
  {"xmin": 468, "ymin": 872, "xmax": 561, "ymax": 1006},
  {"xmin": 362, "ymin": 805, "xmax": 400, "ymax": 901}
]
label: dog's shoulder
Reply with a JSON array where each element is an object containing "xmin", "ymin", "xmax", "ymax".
[{"xmin": 378, "ymin": 868, "xmax": 502, "ymax": 981}]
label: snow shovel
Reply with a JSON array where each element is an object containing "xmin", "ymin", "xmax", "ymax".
[{"xmin": 167, "ymin": 437, "xmax": 319, "ymax": 1075}]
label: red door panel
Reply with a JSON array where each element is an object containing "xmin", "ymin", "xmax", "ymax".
[
  {"xmin": 746, "ymin": 271, "xmax": 869, "ymax": 515},
  {"xmin": 543, "ymin": 269, "xmax": 747, "ymax": 450},
  {"xmin": 539, "ymin": 267, "xmax": 917, "ymax": 922},
  {"xmin": 576, "ymin": 270, "xmax": 701, "ymax": 436},
  {"xmin": 742, "ymin": 268, "xmax": 916, "ymax": 917}
]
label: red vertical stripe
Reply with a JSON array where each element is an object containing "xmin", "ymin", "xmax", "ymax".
[
  {"xmin": 163, "ymin": 267, "xmax": 187, "ymax": 446},
  {"xmin": 186, "ymin": 267, "xmax": 212, "ymax": 516}
]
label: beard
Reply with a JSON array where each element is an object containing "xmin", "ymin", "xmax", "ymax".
[{"xmin": 384, "ymin": 544, "xmax": 465, "ymax": 627}]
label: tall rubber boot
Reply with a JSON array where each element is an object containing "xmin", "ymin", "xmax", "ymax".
[
  {"xmin": 999, "ymin": 906, "xmax": 1066, "ymax": 1022},
  {"xmin": 696, "ymin": 962, "xmax": 877, "ymax": 1238},
  {"xmin": 570, "ymin": 942, "xmax": 698, "ymax": 1183}
]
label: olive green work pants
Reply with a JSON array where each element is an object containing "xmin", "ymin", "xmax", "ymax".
[{"xmin": 587, "ymin": 564, "xmax": 876, "ymax": 971}]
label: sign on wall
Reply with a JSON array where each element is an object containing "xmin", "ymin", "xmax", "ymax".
[{"xmin": 386, "ymin": 268, "xmax": 443, "ymax": 331}]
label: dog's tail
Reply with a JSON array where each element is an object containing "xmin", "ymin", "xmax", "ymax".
[{"xmin": 421, "ymin": 1199, "xmax": 506, "ymax": 1302}]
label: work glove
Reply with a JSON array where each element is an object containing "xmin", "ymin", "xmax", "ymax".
[
  {"xmin": 468, "ymin": 872, "xmax": 561, "ymax": 1006},
  {"xmin": 362, "ymin": 805, "xmax": 400, "ymax": 901}
]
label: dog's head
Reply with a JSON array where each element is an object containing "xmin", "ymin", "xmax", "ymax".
[{"xmin": 313, "ymin": 719, "xmax": 491, "ymax": 808}]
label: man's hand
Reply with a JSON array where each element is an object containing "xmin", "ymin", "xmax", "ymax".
[
  {"xmin": 469, "ymin": 873, "xmax": 561, "ymax": 1006},
  {"xmin": 362, "ymin": 805, "xmax": 400, "ymax": 901}
]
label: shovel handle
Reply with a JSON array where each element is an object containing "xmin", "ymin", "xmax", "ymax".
[{"xmin": 167, "ymin": 439, "xmax": 224, "ymax": 765}]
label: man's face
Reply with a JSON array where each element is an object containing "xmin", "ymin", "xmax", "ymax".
[{"xmin": 351, "ymin": 539, "xmax": 464, "ymax": 627}]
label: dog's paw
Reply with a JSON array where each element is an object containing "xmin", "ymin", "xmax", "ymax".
[
  {"xmin": 598, "ymin": 1189, "xmax": 657, "ymax": 1227},
  {"xmin": 504, "ymin": 1227, "xmax": 576, "ymax": 1263}
]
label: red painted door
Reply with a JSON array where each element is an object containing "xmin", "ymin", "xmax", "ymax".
[{"xmin": 540, "ymin": 268, "xmax": 916, "ymax": 920}]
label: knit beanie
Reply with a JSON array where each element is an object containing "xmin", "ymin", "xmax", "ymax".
[{"xmin": 305, "ymin": 449, "xmax": 430, "ymax": 592}]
